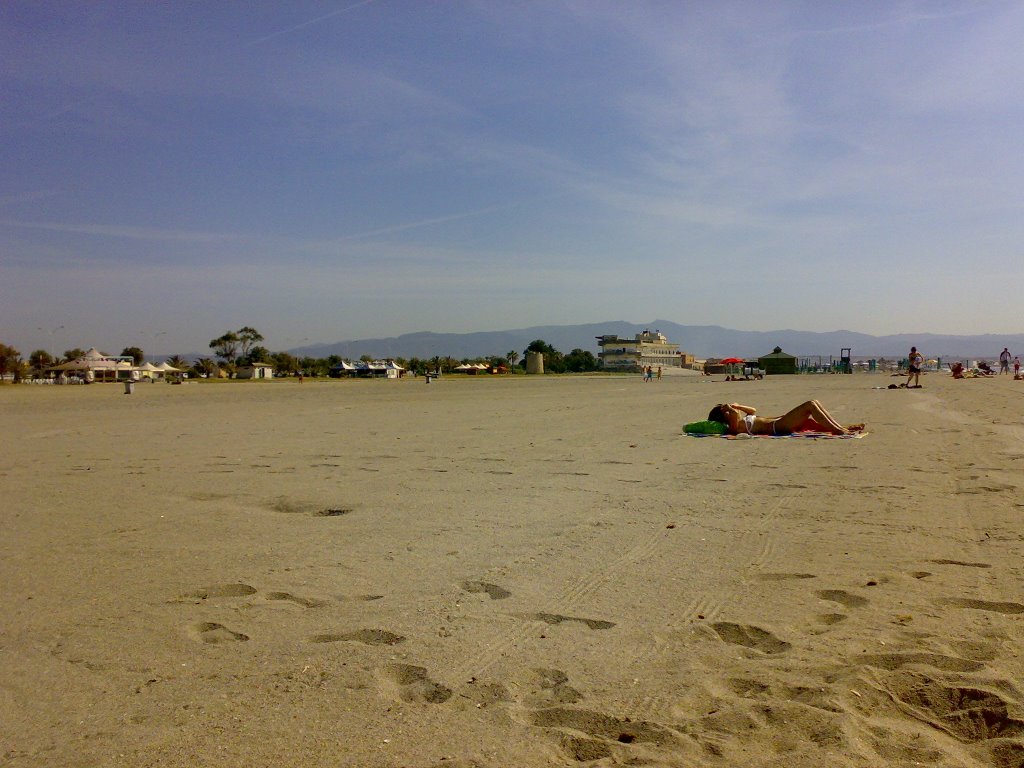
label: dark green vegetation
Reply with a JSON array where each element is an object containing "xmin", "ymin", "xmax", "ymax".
[{"xmin": 1, "ymin": 332, "xmax": 602, "ymax": 381}]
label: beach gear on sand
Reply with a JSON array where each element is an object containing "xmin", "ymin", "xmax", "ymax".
[
  {"xmin": 683, "ymin": 420, "xmax": 729, "ymax": 435},
  {"xmin": 684, "ymin": 430, "xmax": 867, "ymax": 439}
]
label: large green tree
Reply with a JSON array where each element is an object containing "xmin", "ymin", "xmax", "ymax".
[
  {"xmin": 523, "ymin": 339, "xmax": 564, "ymax": 373},
  {"xmin": 0, "ymin": 343, "xmax": 23, "ymax": 380},
  {"xmin": 237, "ymin": 327, "xmax": 264, "ymax": 360},
  {"xmin": 271, "ymin": 351, "xmax": 299, "ymax": 375},
  {"xmin": 299, "ymin": 356, "xmax": 328, "ymax": 376},
  {"xmin": 62, "ymin": 348, "xmax": 85, "ymax": 363},
  {"xmin": 209, "ymin": 332, "xmax": 239, "ymax": 362},
  {"xmin": 563, "ymin": 348, "xmax": 599, "ymax": 373},
  {"xmin": 29, "ymin": 349, "xmax": 54, "ymax": 376},
  {"xmin": 121, "ymin": 346, "xmax": 145, "ymax": 365}
]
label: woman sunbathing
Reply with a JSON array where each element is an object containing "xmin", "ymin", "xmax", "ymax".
[{"xmin": 707, "ymin": 401, "xmax": 865, "ymax": 436}]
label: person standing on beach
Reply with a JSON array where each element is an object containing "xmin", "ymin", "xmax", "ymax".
[
  {"xmin": 907, "ymin": 346, "xmax": 924, "ymax": 388},
  {"xmin": 1015, "ymin": 357, "xmax": 1021, "ymax": 378},
  {"xmin": 999, "ymin": 347, "xmax": 1011, "ymax": 374}
]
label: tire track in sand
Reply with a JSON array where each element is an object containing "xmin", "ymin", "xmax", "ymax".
[
  {"xmin": 450, "ymin": 522, "xmax": 674, "ymax": 682},
  {"xmin": 621, "ymin": 489, "xmax": 797, "ymax": 721}
]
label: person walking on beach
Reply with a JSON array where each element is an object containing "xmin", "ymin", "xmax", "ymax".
[
  {"xmin": 907, "ymin": 346, "xmax": 924, "ymax": 388},
  {"xmin": 1015, "ymin": 357, "xmax": 1021, "ymax": 378},
  {"xmin": 999, "ymin": 347, "xmax": 1011, "ymax": 374},
  {"xmin": 656, "ymin": 366, "xmax": 662, "ymax": 380}
]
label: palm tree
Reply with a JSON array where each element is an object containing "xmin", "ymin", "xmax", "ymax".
[
  {"xmin": 29, "ymin": 349, "xmax": 54, "ymax": 377},
  {"xmin": 506, "ymin": 350, "xmax": 519, "ymax": 369},
  {"xmin": 194, "ymin": 357, "xmax": 217, "ymax": 378},
  {"xmin": 166, "ymin": 354, "xmax": 189, "ymax": 370}
]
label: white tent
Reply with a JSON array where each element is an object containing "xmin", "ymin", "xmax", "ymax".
[{"xmin": 53, "ymin": 348, "xmax": 133, "ymax": 381}]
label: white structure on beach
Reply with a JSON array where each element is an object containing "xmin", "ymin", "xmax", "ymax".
[
  {"xmin": 237, "ymin": 363, "xmax": 274, "ymax": 379},
  {"xmin": 51, "ymin": 348, "xmax": 134, "ymax": 381},
  {"xmin": 328, "ymin": 360, "xmax": 405, "ymax": 379},
  {"xmin": 596, "ymin": 329, "xmax": 687, "ymax": 371}
]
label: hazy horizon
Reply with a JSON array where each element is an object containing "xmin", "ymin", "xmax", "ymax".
[
  {"xmin": 7, "ymin": 317, "xmax": 1024, "ymax": 362},
  {"xmin": 4, "ymin": 2, "xmax": 1024, "ymax": 355}
]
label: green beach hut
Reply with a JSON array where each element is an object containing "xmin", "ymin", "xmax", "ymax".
[{"xmin": 758, "ymin": 346, "xmax": 798, "ymax": 375}]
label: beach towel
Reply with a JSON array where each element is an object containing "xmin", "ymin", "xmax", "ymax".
[{"xmin": 684, "ymin": 430, "xmax": 867, "ymax": 440}]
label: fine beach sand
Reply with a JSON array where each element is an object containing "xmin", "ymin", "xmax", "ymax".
[{"xmin": 3, "ymin": 372, "xmax": 1024, "ymax": 767}]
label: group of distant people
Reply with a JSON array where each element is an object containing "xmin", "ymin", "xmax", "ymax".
[
  {"xmin": 907, "ymin": 345, "xmax": 1024, "ymax": 384},
  {"xmin": 946, "ymin": 346, "xmax": 1020, "ymax": 379},
  {"xmin": 998, "ymin": 347, "xmax": 1021, "ymax": 378},
  {"xmin": 642, "ymin": 365, "xmax": 662, "ymax": 382}
]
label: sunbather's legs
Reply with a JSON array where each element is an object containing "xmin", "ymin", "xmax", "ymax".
[{"xmin": 774, "ymin": 400, "xmax": 852, "ymax": 435}]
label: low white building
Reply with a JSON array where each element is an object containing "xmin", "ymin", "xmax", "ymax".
[{"xmin": 237, "ymin": 363, "xmax": 274, "ymax": 379}]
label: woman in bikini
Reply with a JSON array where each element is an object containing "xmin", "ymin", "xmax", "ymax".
[{"xmin": 707, "ymin": 401, "xmax": 865, "ymax": 436}]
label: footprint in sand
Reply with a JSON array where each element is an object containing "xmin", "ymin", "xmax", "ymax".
[
  {"xmin": 816, "ymin": 589, "xmax": 869, "ymax": 608},
  {"xmin": 264, "ymin": 591, "xmax": 328, "ymax": 608},
  {"xmin": 858, "ymin": 652, "xmax": 984, "ymax": 673},
  {"xmin": 558, "ymin": 734, "xmax": 613, "ymax": 762},
  {"xmin": 817, "ymin": 613, "xmax": 848, "ymax": 626},
  {"xmin": 758, "ymin": 572, "xmax": 816, "ymax": 581},
  {"xmin": 523, "ymin": 668, "xmax": 583, "ymax": 706},
  {"xmin": 380, "ymin": 664, "xmax": 451, "ymax": 704},
  {"xmin": 309, "ymin": 629, "xmax": 405, "ymax": 646},
  {"xmin": 459, "ymin": 580, "xmax": 512, "ymax": 600},
  {"xmin": 523, "ymin": 612, "xmax": 616, "ymax": 630},
  {"xmin": 711, "ymin": 622, "xmax": 791, "ymax": 655},
  {"xmin": 527, "ymin": 707, "xmax": 681, "ymax": 750},
  {"xmin": 727, "ymin": 678, "xmax": 771, "ymax": 697},
  {"xmin": 929, "ymin": 559, "xmax": 992, "ymax": 569},
  {"xmin": 880, "ymin": 670, "xmax": 1024, "ymax": 743},
  {"xmin": 315, "ymin": 508, "xmax": 353, "ymax": 517},
  {"xmin": 937, "ymin": 598, "xmax": 1024, "ymax": 614},
  {"xmin": 458, "ymin": 679, "xmax": 512, "ymax": 706},
  {"xmin": 177, "ymin": 583, "xmax": 257, "ymax": 601},
  {"xmin": 190, "ymin": 622, "xmax": 249, "ymax": 644},
  {"xmin": 271, "ymin": 498, "xmax": 355, "ymax": 517}
]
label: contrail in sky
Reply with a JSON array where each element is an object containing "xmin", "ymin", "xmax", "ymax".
[
  {"xmin": 335, "ymin": 201, "xmax": 529, "ymax": 242},
  {"xmin": 245, "ymin": 0, "xmax": 379, "ymax": 46}
]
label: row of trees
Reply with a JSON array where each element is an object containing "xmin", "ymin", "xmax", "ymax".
[
  {"xmin": 521, "ymin": 340, "xmax": 599, "ymax": 373},
  {"xmin": 0, "ymin": 332, "xmax": 601, "ymax": 382}
]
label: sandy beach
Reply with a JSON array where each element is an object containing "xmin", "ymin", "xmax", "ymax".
[{"xmin": 2, "ymin": 372, "xmax": 1023, "ymax": 767}]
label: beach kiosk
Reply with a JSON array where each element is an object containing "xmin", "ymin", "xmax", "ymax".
[
  {"xmin": 237, "ymin": 363, "xmax": 274, "ymax": 379},
  {"xmin": 758, "ymin": 346, "xmax": 798, "ymax": 375}
]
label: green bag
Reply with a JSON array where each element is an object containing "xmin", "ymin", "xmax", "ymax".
[{"xmin": 684, "ymin": 420, "xmax": 728, "ymax": 435}]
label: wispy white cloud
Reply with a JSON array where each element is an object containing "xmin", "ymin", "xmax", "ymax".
[
  {"xmin": 0, "ymin": 219, "xmax": 244, "ymax": 243},
  {"xmin": 244, "ymin": 0, "xmax": 381, "ymax": 46},
  {"xmin": 0, "ymin": 190, "xmax": 59, "ymax": 207}
]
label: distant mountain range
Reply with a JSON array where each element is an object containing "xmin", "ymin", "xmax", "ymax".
[{"xmin": 284, "ymin": 320, "xmax": 1023, "ymax": 361}]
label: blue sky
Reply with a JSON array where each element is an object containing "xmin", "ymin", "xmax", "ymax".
[{"xmin": 3, "ymin": 1, "xmax": 1022, "ymax": 357}]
